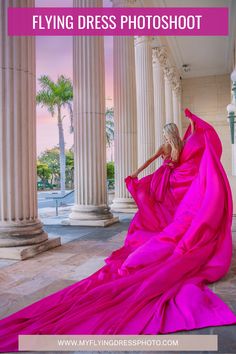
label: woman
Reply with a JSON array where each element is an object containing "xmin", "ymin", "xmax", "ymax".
[
  {"xmin": 130, "ymin": 119, "xmax": 192, "ymax": 179},
  {"xmin": 0, "ymin": 109, "xmax": 236, "ymax": 352}
]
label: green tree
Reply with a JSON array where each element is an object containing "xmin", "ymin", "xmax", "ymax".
[
  {"xmin": 66, "ymin": 150, "xmax": 74, "ymax": 189},
  {"xmin": 39, "ymin": 147, "xmax": 74, "ymax": 189},
  {"xmin": 37, "ymin": 162, "xmax": 52, "ymax": 189},
  {"xmin": 39, "ymin": 147, "xmax": 60, "ymax": 187},
  {"xmin": 36, "ymin": 75, "xmax": 73, "ymax": 195},
  {"xmin": 107, "ymin": 161, "xmax": 115, "ymax": 190},
  {"xmin": 107, "ymin": 161, "xmax": 114, "ymax": 179}
]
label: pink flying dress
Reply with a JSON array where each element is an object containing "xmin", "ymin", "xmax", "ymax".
[{"xmin": 0, "ymin": 110, "xmax": 236, "ymax": 352}]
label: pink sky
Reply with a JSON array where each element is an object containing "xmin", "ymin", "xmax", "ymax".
[{"xmin": 36, "ymin": 0, "xmax": 113, "ymax": 155}]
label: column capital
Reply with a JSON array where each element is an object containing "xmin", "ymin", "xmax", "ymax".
[
  {"xmin": 152, "ymin": 46, "xmax": 168, "ymax": 67},
  {"xmin": 164, "ymin": 66, "xmax": 176, "ymax": 81},
  {"xmin": 172, "ymin": 68, "xmax": 181, "ymax": 93},
  {"xmin": 172, "ymin": 79, "xmax": 182, "ymax": 96},
  {"xmin": 164, "ymin": 66, "xmax": 180, "ymax": 90}
]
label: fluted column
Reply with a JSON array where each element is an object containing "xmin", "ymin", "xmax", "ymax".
[
  {"xmin": 175, "ymin": 81, "xmax": 183, "ymax": 136},
  {"xmin": 172, "ymin": 77, "xmax": 182, "ymax": 134},
  {"xmin": 0, "ymin": 0, "xmax": 60, "ymax": 260},
  {"xmin": 178, "ymin": 85, "xmax": 183, "ymax": 136},
  {"xmin": 173, "ymin": 89, "xmax": 179, "ymax": 125},
  {"xmin": 111, "ymin": 1, "xmax": 138, "ymax": 213},
  {"xmin": 135, "ymin": 36, "xmax": 155, "ymax": 176},
  {"xmin": 152, "ymin": 46, "xmax": 167, "ymax": 168},
  {"xmin": 164, "ymin": 69, "xmax": 174, "ymax": 124},
  {"xmin": 70, "ymin": 0, "xmax": 118, "ymax": 226},
  {"xmin": 172, "ymin": 70, "xmax": 181, "ymax": 123}
]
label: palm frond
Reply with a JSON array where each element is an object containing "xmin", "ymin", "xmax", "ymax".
[
  {"xmin": 37, "ymin": 74, "xmax": 73, "ymax": 118},
  {"xmin": 36, "ymin": 90, "xmax": 55, "ymax": 116},
  {"xmin": 38, "ymin": 75, "xmax": 56, "ymax": 92}
]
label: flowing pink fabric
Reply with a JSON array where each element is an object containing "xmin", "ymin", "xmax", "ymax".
[{"xmin": 0, "ymin": 111, "xmax": 236, "ymax": 352}]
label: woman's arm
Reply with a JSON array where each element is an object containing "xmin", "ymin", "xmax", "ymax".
[{"xmin": 130, "ymin": 145, "xmax": 164, "ymax": 178}]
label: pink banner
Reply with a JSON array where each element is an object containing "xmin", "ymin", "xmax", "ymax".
[{"xmin": 8, "ymin": 7, "xmax": 228, "ymax": 36}]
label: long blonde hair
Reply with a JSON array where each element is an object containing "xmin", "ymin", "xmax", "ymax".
[{"xmin": 163, "ymin": 123, "xmax": 183, "ymax": 162}]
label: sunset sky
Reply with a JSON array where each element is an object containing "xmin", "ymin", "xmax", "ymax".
[{"xmin": 36, "ymin": 0, "xmax": 113, "ymax": 155}]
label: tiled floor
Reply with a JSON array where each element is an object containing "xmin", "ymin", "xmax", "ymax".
[{"xmin": 0, "ymin": 214, "xmax": 236, "ymax": 354}]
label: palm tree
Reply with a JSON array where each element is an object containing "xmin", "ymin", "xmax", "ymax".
[
  {"xmin": 105, "ymin": 107, "xmax": 114, "ymax": 147},
  {"xmin": 36, "ymin": 75, "xmax": 73, "ymax": 195}
]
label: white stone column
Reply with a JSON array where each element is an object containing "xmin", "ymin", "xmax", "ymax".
[
  {"xmin": 152, "ymin": 46, "xmax": 167, "ymax": 168},
  {"xmin": 0, "ymin": 0, "xmax": 60, "ymax": 260},
  {"xmin": 173, "ymin": 89, "xmax": 179, "ymax": 126},
  {"xmin": 178, "ymin": 86, "xmax": 183, "ymax": 136},
  {"xmin": 70, "ymin": 0, "xmax": 118, "ymax": 226},
  {"xmin": 111, "ymin": 0, "xmax": 138, "ymax": 213},
  {"xmin": 135, "ymin": 36, "xmax": 155, "ymax": 176},
  {"xmin": 172, "ymin": 72, "xmax": 182, "ymax": 132},
  {"xmin": 164, "ymin": 69, "xmax": 174, "ymax": 124}
]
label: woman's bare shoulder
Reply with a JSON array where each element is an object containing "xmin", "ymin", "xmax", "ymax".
[
  {"xmin": 162, "ymin": 142, "xmax": 171, "ymax": 154},
  {"xmin": 153, "ymin": 143, "xmax": 170, "ymax": 159}
]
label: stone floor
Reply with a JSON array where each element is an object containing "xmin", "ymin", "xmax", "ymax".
[{"xmin": 0, "ymin": 214, "xmax": 236, "ymax": 354}]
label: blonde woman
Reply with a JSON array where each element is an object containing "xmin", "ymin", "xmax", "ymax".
[{"xmin": 130, "ymin": 118, "xmax": 195, "ymax": 179}]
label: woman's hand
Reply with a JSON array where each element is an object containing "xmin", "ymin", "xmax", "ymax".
[
  {"xmin": 185, "ymin": 108, "xmax": 195, "ymax": 133},
  {"xmin": 130, "ymin": 171, "xmax": 139, "ymax": 178},
  {"xmin": 184, "ymin": 108, "xmax": 192, "ymax": 118}
]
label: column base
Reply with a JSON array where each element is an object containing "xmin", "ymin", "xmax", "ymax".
[
  {"xmin": 111, "ymin": 198, "xmax": 138, "ymax": 213},
  {"xmin": 67, "ymin": 204, "xmax": 119, "ymax": 227},
  {"xmin": 62, "ymin": 217, "xmax": 119, "ymax": 227},
  {"xmin": 0, "ymin": 237, "xmax": 61, "ymax": 260},
  {"xmin": 0, "ymin": 220, "xmax": 62, "ymax": 260},
  {"xmin": 0, "ymin": 220, "xmax": 48, "ymax": 247}
]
